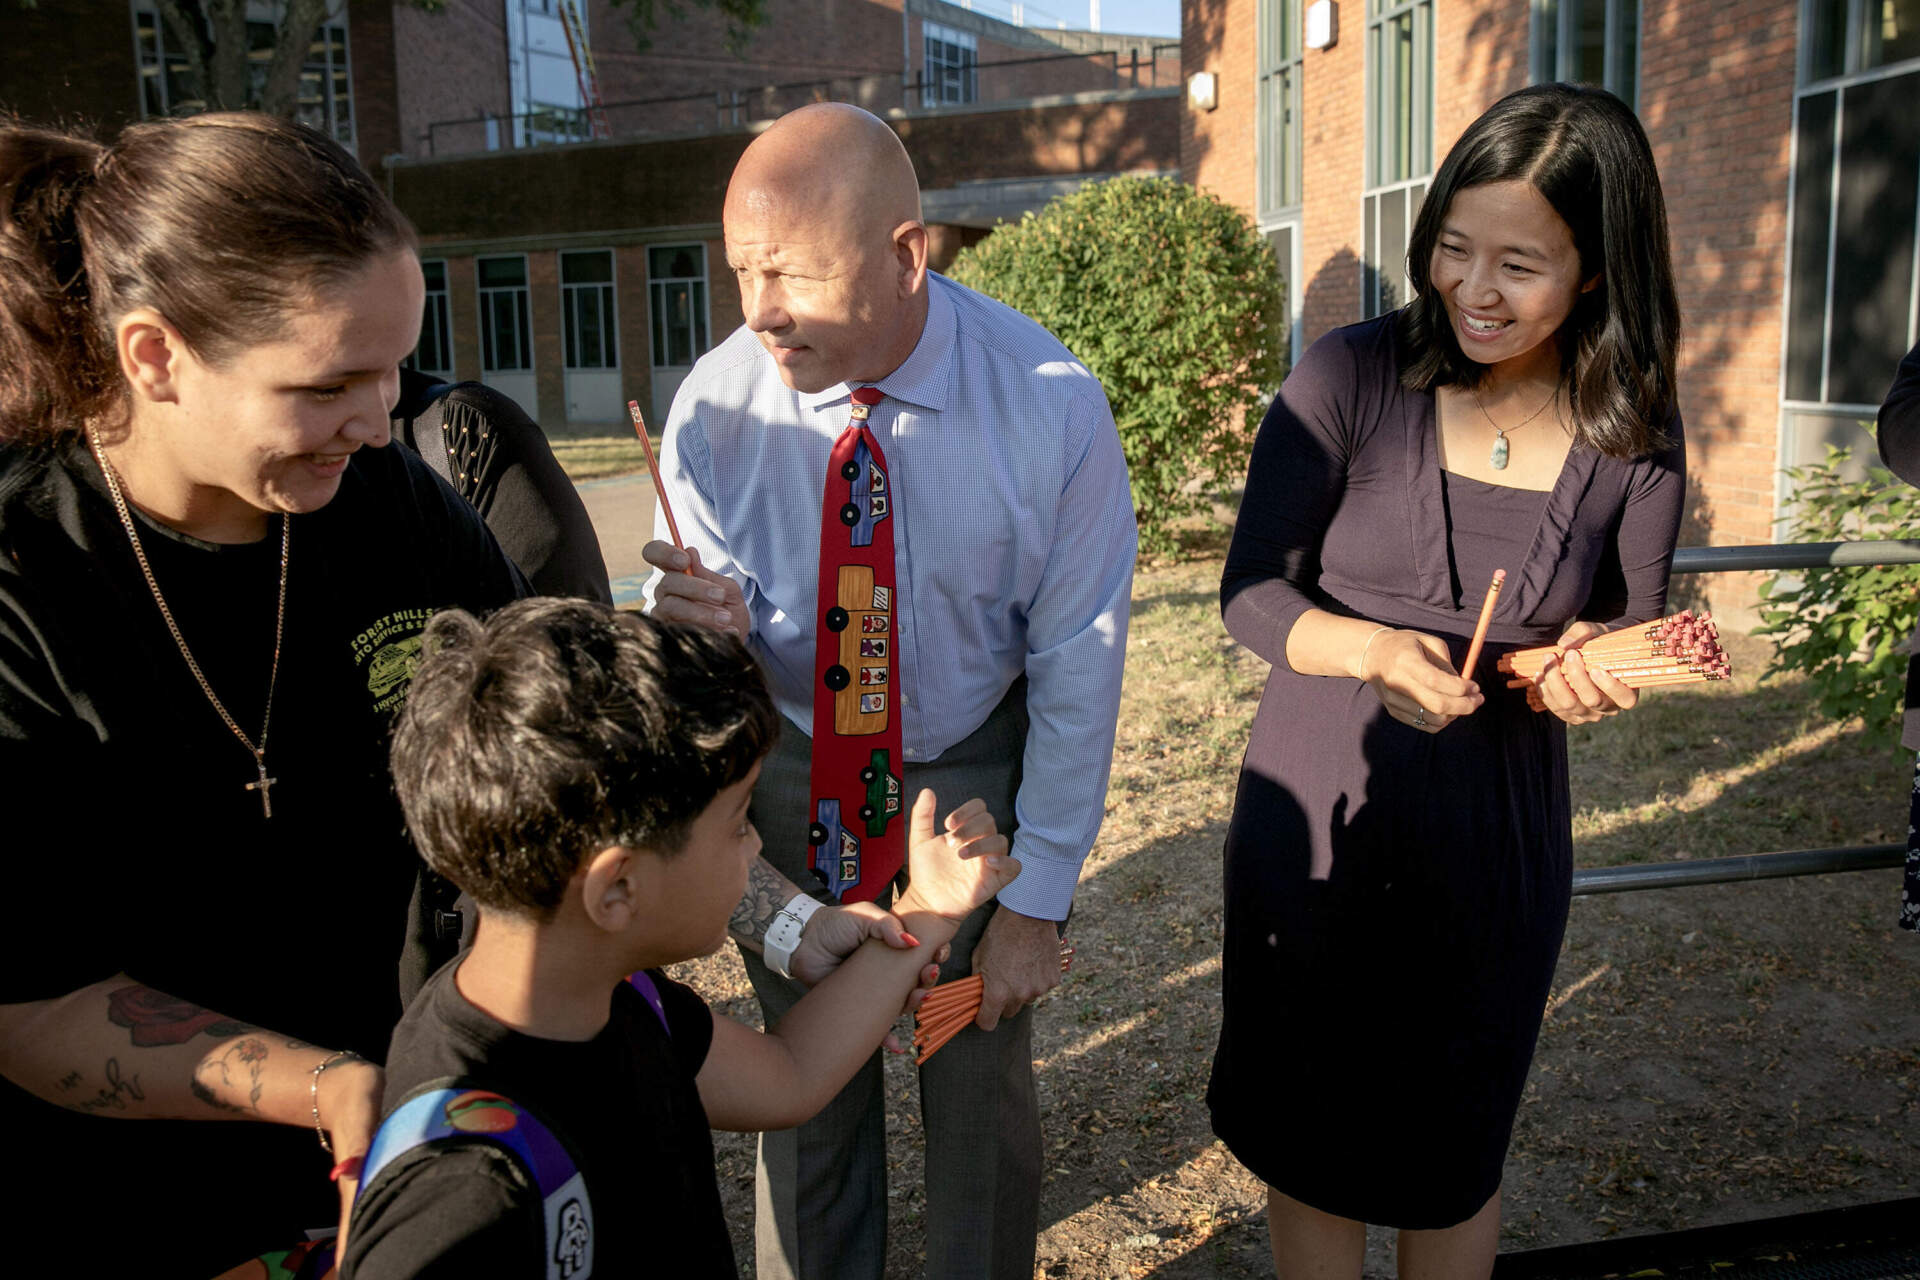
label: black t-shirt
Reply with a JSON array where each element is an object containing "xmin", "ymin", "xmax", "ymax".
[
  {"xmin": 0, "ymin": 435, "xmax": 526, "ymax": 1275},
  {"xmin": 342, "ymin": 961, "xmax": 734, "ymax": 1279}
]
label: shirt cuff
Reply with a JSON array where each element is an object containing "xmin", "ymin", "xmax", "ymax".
[{"xmin": 992, "ymin": 849, "xmax": 1081, "ymax": 921}]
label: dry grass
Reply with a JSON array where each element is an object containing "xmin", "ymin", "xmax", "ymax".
[
  {"xmin": 668, "ymin": 533, "xmax": 1919, "ymax": 1278},
  {"xmin": 547, "ymin": 425, "xmax": 655, "ymax": 482}
]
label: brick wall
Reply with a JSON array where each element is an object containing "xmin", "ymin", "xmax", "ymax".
[
  {"xmin": 1295, "ymin": 2, "xmax": 1362, "ymax": 341},
  {"xmin": 347, "ymin": 0, "xmax": 400, "ymax": 165},
  {"xmin": 1433, "ymin": 0, "xmax": 1529, "ymax": 155},
  {"xmin": 0, "ymin": 0, "xmax": 138, "ymax": 135},
  {"xmin": 1181, "ymin": 0, "xmax": 1256, "ymax": 218},
  {"xmin": 391, "ymin": 0, "xmax": 511, "ymax": 158},
  {"xmin": 393, "ymin": 92, "xmax": 1177, "ymax": 240},
  {"xmin": 1639, "ymin": 0, "xmax": 1798, "ymax": 559}
]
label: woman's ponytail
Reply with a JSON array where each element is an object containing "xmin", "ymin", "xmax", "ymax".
[{"xmin": 0, "ymin": 123, "xmax": 118, "ymax": 446}]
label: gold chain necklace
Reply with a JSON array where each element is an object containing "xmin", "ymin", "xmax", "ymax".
[
  {"xmin": 86, "ymin": 426, "xmax": 289, "ymax": 819},
  {"xmin": 1472, "ymin": 382, "xmax": 1560, "ymax": 471}
]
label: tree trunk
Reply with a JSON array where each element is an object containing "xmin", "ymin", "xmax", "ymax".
[{"xmin": 258, "ymin": 0, "xmax": 335, "ymax": 120}]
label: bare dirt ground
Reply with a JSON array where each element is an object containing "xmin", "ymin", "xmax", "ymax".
[{"xmin": 672, "ymin": 549, "xmax": 1919, "ymax": 1278}]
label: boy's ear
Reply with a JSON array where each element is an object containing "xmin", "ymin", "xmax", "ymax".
[{"xmin": 580, "ymin": 845, "xmax": 640, "ymax": 933}]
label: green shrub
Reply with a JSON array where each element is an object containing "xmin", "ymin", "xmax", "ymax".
[
  {"xmin": 947, "ymin": 176, "xmax": 1287, "ymax": 554},
  {"xmin": 1754, "ymin": 445, "xmax": 1920, "ymax": 743}
]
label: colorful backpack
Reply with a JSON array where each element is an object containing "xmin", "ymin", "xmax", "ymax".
[{"xmin": 350, "ymin": 972, "xmax": 672, "ymax": 1280}]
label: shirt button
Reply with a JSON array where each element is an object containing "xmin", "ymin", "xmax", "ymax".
[
  {"xmin": 900, "ymin": 692, "xmax": 911, "ymax": 706},
  {"xmin": 905, "ymin": 748, "xmax": 919, "ymax": 759}
]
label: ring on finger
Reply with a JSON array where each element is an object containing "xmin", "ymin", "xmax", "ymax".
[{"xmin": 1413, "ymin": 706, "xmax": 1428, "ymax": 728}]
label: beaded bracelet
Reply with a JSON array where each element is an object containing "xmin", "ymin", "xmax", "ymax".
[{"xmin": 310, "ymin": 1049, "xmax": 363, "ymax": 1155}]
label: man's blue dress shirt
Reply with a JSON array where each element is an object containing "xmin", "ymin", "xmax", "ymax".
[{"xmin": 646, "ymin": 273, "xmax": 1136, "ymax": 919}]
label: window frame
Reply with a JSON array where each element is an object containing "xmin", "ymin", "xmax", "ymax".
[
  {"xmin": 1361, "ymin": 0, "xmax": 1434, "ymax": 319},
  {"xmin": 128, "ymin": 1, "xmax": 357, "ymax": 147},
  {"xmin": 560, "ymin": 249, "xmax": 620, "ymax": 372},
  {"xmin": 922, "ymin": 20, "xmax": 980, "ymax": 107},
  {"xmin": 1529, "ymin": 0, "xmax": 1641, "ymax": 108},
  {"xmin": 648, "ymin": 243, "xmax": 712, "ymax": 372},
  {"xmin": 476, "ymin": 254, "xmax": 535, "ymax": 375},
  {"xmin": 409, "ymin": 258, "xmax": 454, "ymax": 378},
  {"xmin": 1773, "ymin": 0, "xmax": 1920, "ymax": 527}
]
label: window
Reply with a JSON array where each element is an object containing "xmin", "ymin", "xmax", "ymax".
[
  {"xmin": 923, "ymin": 22, "xmax": 979, "ymax": 106},
  {"xmin": 561, "ymin": 250, "xmax": 619, "ymax": 370},
  {"xmin": 1363, "ymin": 0, "xmax": 1433, "ymax": 318},
  {"xmin": 1531, "ymin": 0, "xmax": 1640, "ymax": 107},
  {"xmin": 1804, "ymin": 0, "xmax": 1920, "ymax": 83},
  {"xmin": 1258, "ymin": 0, "xmax": 1304, "ymax": 360},
  {"xmin": 1779, "ymin": 0, "xmax": 1920, "ymax": 511},
  {"xmin": 132, "ymin": 5, "xmax": 355, "ymax": 147},
  {"xmin": 1258, "ymin": 0, "xmax": 1304, "ymax": 220},
  {"xmin": 649, "ymin": 245, "xmax": 710, "ymax": 369},
  {"xmin": 411, "ymin": 260, "xmax": 453, "ymax": 377},
  {"xmin": 478, "ymin": 256, "xmax": 533, "ymax": 373}
]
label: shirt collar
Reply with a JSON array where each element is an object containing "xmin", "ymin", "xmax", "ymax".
[{"xmin": 794, "ymin": 274, "xmax": 956, "ymax": 416}]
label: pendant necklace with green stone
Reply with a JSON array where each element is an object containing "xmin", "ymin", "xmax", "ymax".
[{"xmin": 1473, "ymin": 381, "xmax": 1561, "ymax": 471}]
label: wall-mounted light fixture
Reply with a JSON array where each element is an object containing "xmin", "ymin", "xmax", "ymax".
[
  {"xmin": 1306, "ymin": 0, "xmax": 1338, "ymax": 49},
  {"xmin": 1187, "ymin": 70, "xmax": 1218, "ymax": 112}
]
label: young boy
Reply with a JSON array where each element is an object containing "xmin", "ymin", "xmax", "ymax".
[{"xmin": 340, "ymin": 598, "xmax": 1017, "ymax": 1278}]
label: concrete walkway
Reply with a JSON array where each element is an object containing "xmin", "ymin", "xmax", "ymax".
[{"xmin": 575, "ymin": 472, "xmax": 657, "ymax": 607}]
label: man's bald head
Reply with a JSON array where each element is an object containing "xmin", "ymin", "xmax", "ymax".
[
  {"xmin": 727, "ymin": 104, "xmax": 922, "ymax": 240},
  {"xmin": 722, "ymin": 105, "xmax": 932, "ymax": 393}
]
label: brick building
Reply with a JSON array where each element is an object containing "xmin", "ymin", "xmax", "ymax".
[
  {"xmin": 1182, "ymin": 0, "xmax": 1920, "ymax": 587},
  {"xmin": 0, "ymin": 0, "xmax": 1180, "ymax": 428}
]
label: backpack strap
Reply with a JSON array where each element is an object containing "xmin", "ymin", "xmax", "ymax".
[
  {"xmin": 625, "ymin": 970, "xmax": 670, "ymax": 1035},
  {"xmin": 358, "ymin": 1083, "xmax": 594, "ymax": 1279}
]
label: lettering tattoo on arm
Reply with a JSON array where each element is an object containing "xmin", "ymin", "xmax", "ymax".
[
  {"xmin": 68, "ymin": 1057, "xmax": 146, "ymax": 1115},
  {"xmin": 729, "ymin": 855, "xmax": 802, "ymax": 950}
]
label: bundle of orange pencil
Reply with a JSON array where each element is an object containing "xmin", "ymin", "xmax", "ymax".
[
  {"xmin": 912, "ymin": 941, "xmax": 1074, "ymax": 1065},
  {"xmin": 1499, "ymin": 610, "xmax": 1732, "ymax": 711}
]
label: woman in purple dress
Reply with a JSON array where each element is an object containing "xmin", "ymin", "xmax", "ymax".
[{"xmin": 1208, "ymin": 84, "xmax": 1685, "ymax": 1276}]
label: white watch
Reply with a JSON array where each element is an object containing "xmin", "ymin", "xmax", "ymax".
[{"xmin": 763, "ymin": 893, "xmax": 823, "ymax": 980}]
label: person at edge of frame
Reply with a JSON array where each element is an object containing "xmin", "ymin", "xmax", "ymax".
[{"xmin": 1872, "ymin": 339, "xmax": 1920, "ymax": 932}]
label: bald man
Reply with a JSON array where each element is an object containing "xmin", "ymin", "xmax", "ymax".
[{"xmin": 643, "ymin": 105, "xmax": 1136, "ymax": 1279}]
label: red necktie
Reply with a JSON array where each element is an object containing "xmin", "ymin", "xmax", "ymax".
[{"xmin": 807, "ymin": 387, "xmax": 905, "ymax": 902}]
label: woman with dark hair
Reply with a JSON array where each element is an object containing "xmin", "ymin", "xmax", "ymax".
[
  {"xmin": 1208, "ymin": 83, "xmax": 1686, "ymax": 1275},
  {"xmin": 0, "ymin": 114, "xmax": 527, "ymax": 1272}
]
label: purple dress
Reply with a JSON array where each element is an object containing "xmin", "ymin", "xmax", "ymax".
[{"xmin": 1206, "ymin": 316, "xmax": 1685, "ymax": 1227}]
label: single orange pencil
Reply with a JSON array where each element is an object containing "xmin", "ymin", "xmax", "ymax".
[
  {"xmin": 627, "ymin": 400, "xmax": 684, "ymax": 552},
  {"xmin": 1461, "ymin": 569, "xmax": 1506, "ymax": 683}
]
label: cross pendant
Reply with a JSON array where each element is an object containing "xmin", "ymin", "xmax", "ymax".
[{"xmin": 245, "ymin": 755, "xmax": 277, "ymax": 820}]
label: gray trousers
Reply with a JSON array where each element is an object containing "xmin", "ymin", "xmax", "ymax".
[{"xmin": 743, "ymin": 680, "xmax": 1043, "ymax": 1280}]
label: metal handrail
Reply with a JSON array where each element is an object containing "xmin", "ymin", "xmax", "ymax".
[
  {"xmin": 1572, "ymin": 844, "xmax": 1904, "ymax": 895},
  {"xmin": 1574, "ymin": 538, "xmax": 1916, "ymax": 895},
  {"xmin": 1671, "ymin": 539, "xmax": 1920, "ymax": 574}
]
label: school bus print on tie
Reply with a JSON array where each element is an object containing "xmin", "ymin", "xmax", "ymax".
[{"xmin": 808, "ymin": 387, "xmax": 905, "ymax": 902}]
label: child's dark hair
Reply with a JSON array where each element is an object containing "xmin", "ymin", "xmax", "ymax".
[
  {"xmin": 1399, "ymin": 83, "xmax": 1681, "ymax": 459},
  {"xmin": 0, "ymin": 112, "xmax": 416, "ymax": 445},
  {"xmin": 392, "ymin": 599, "xmax": 779, "ymax": 918}
]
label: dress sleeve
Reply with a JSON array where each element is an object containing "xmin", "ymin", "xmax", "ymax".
[
  {"xmin": 1877, "ymin": 342, "xmax": 1920, "ymax": 487},
  {"xmin": 1600, "ymin": 413, "xmax": 1687, "ymax": 628},
  {"xmin": 1221, "ymin": 331, "xmax": 1361, "ymax": 668},
  {"xmin": 341, "ymin": 1145, "xmax": 544, "ymax": 1280}
]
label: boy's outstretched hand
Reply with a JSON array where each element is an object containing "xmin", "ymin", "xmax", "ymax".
[{"xmin": 892, "ymin": 790, "xmax": 1019, "ymax": 922}]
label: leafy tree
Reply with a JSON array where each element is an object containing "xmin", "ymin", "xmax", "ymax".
[
  {"xmin": 947, "ymin": 176, "xmax": 1288, "ymax": 554},
  {"xmin": 15, "ymin": 0, "xmax": 768, "ymax": 119},
  {"xmin": 1755, "ymin": 445, "xmax": 1920, "ymax": 746}
]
